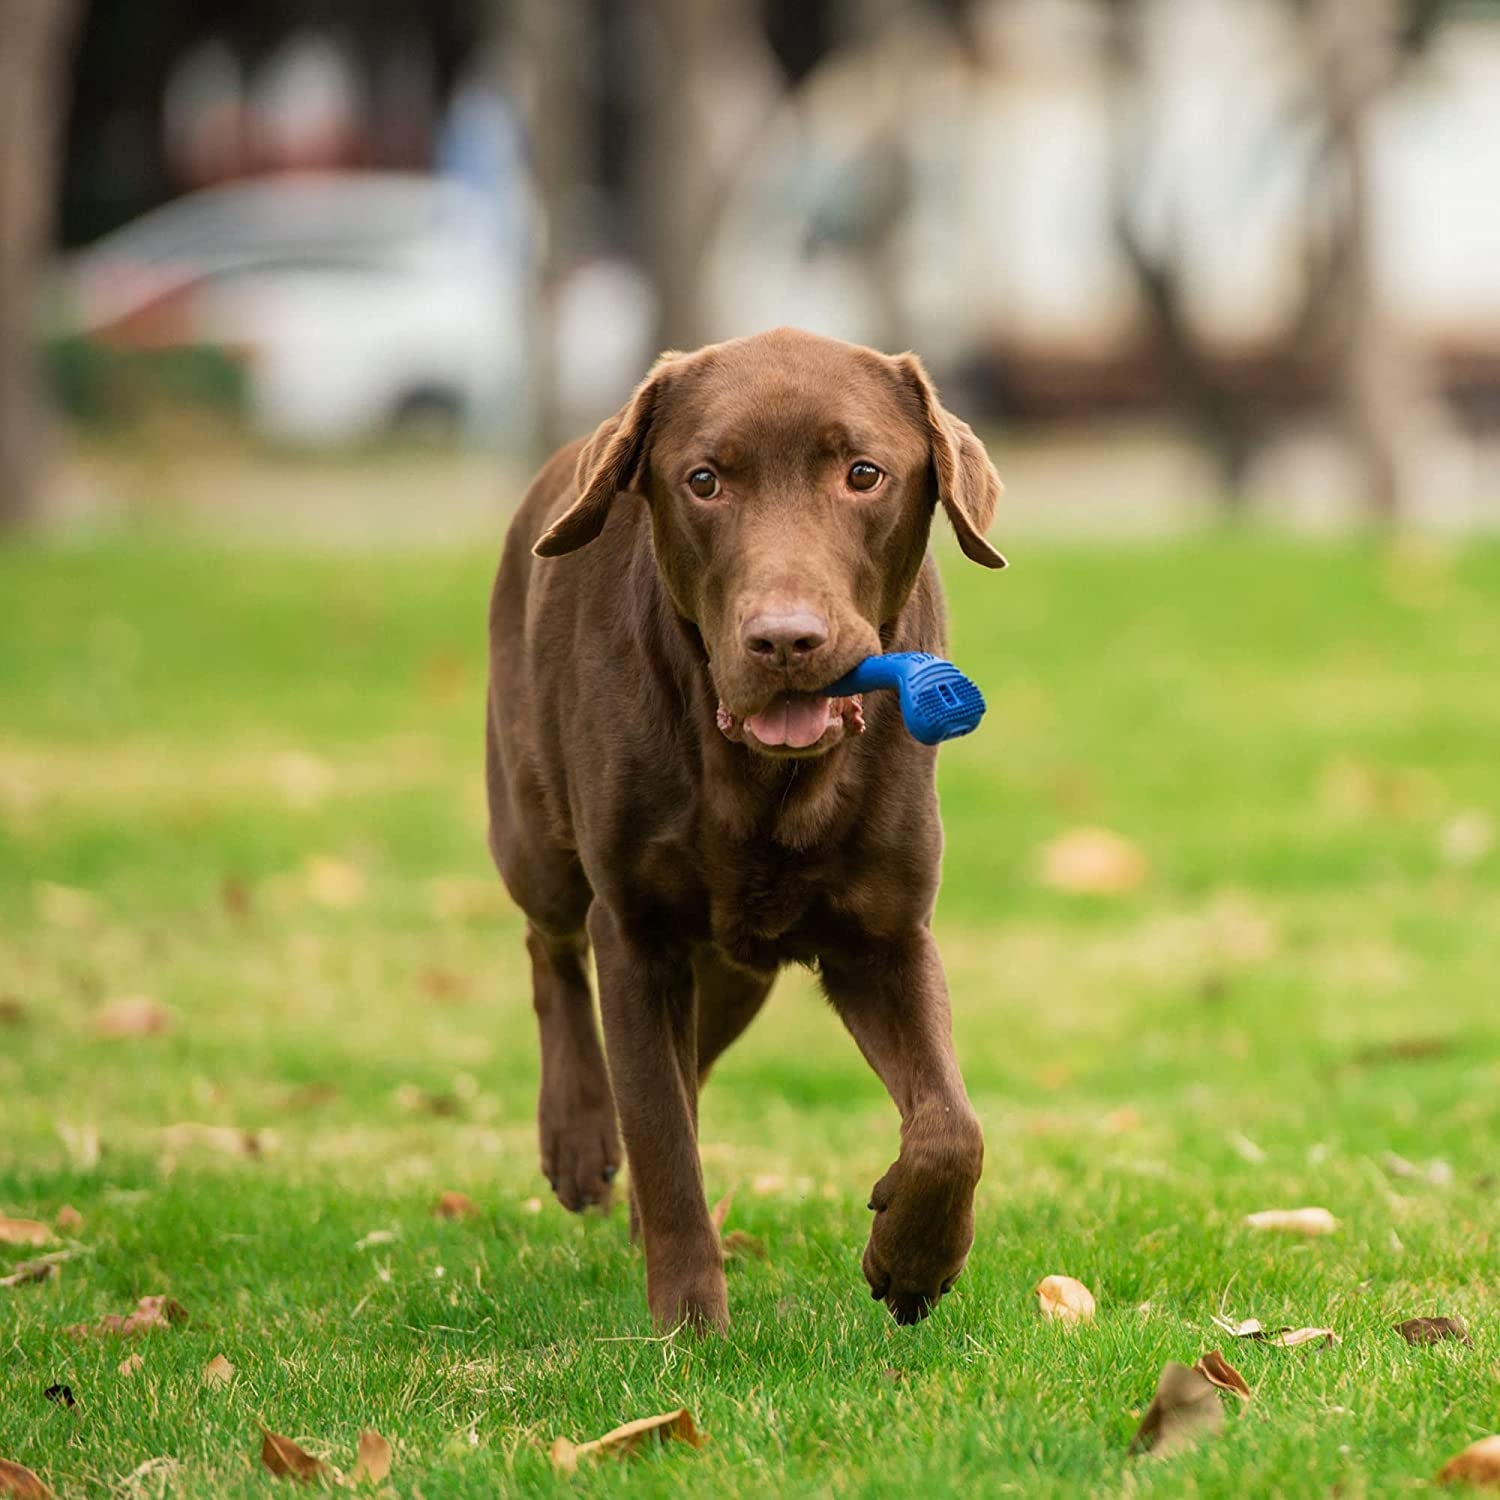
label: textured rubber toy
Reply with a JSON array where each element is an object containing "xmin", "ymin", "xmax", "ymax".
[{"xmin": 822, "ymin": 652, "xmax": 986, "ymax": 745}]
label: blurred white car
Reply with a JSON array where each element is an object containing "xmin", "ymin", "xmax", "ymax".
[{"xmin": 60, "ymin": 172, "xmax": 526, "ymax": 444}]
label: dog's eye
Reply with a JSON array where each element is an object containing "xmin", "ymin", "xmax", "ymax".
[
  {"xmin": 847, "ymin": 461, "xmax": 883, "ymax": 493},
  {"xmin": 687, "ymin": 468, "xmax": 720, "ymax": 500}
]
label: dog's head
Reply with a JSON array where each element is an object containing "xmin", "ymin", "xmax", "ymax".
[{"xmin": 534, "ymin": 328, "xmax": 1005, "ymax": 758}]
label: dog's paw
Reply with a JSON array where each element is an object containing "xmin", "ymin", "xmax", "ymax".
[
  {"xmin": 861, "ymin": 1156, "xmax": 975, "ymax": 1325},
  {"xmin": 539, "ymin": 1097, "xmax": 621, "ymax": 1213},
  {"xmin": 648, "ymin": 1263, "xmax": 729, "ymax": 1335}
]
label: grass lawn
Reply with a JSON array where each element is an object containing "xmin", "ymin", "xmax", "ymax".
[{"xmin": 1, "ymin": 534, "xmax": 1497, "ymax": 1497}]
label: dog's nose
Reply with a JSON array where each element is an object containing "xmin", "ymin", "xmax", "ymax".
[{"xmin": 741, "ymin": 607, "xmax": 829, "ymax": 668}]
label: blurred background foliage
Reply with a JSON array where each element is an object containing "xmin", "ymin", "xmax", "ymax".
[{"xmin": 4, "ymin": 0, "xmax": 1500, "ymax": 536}]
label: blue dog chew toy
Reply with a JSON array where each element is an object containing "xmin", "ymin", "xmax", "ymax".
[{"xmin": 822, "ymin": 652, "xmax": 986, "ymax": 745}]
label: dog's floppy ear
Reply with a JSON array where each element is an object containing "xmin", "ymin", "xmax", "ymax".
[
  {"xmin": 896, "ymin": 353, "xmax": 1007, "ymax": 569},
  {"xmin": 533, "ymin": 355, "xmax": 678, "ymax": 558}
]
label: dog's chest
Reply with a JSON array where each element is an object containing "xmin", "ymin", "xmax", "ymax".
[{"xmin": 705, "ymin": 836, "xmax": 849, "ymax": 969}]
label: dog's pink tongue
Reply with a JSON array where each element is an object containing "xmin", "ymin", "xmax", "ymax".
[{"xmin": 747, "ymin": 696, "xmax": 831, "ymax": 749}]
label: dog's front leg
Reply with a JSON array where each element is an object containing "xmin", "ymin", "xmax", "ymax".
[
  {"xmin": 821, "ymin": 929, "xmax": 983, "ymax": 1325},
  {"xmin": 588, "ymin": 903, "xmax": 727, "ymax": 1333}
]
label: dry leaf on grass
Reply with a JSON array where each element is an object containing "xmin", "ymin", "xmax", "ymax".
[
  {"xmin": 221, "ymin": 875, "xmax": 253, "ymax": 920},
  {"xmin": 0, "ymin": 1459, "xmax": 52, "ymax": 1499},
  {"xmin": 434, "ymin": 1191, "xmax": 479, "ymax": 1221},
  {"xmin": 94, "ymin": 996, "xmax": 171, "ymax": 1039},
  {"xmin": 202, "ymin": 1355, "xmax": 234, "ymax": 1389},
  {"xmin": 1210, "ymin": 1315, "xmax": 1339, "ymax": 1348},
  {"xmin": 0, "ymin": 1218, "xmax": 53, "ymax": 1248},
  {"xmin": 1439, "ymin": 1436, "xmax": 1500, "ymax": 1486},
  {"xmin": 1243, "ymin": 1207, "xmax": 1338, "ymax": 1236},
  {"xmin": 1438, "ymin": 1433, "xmax": 1500, "ymax": 1486},
  {"xmin": 417, "ymin": 968, "xmax": 472, "ymax": 1003},
  {"xmin": 1395, "ymin": 1316, "xmax": 1471, "ymax": 1347},
  {"xmin": 1036, "ymin": 1275, "xmax": 1096, "ymax": 1325},
  {"xmin": 1039, "ymin": 827, "xmax": 1148, "ymax": 895},
  {"xmin": 0, "ymin": 1262, "xmax": 54, "ymax": 1289},
  {"xmin": 1383, "ymin": 1152, "xmax": 1455, "ymax": 1186},
  {"xmin": 53, "ymin": 1206, "xmax": 83, "ymax": 1234},
  {"xmin": 550, "ymin": 1409, "xmax": 704, "ymax": 1475},
  {"xmin": 69, "ymin": 1295, "xmax": 187, "ymax": 1339},
  {"xmin": 259, "ymin": 1428, "xmax": 330, "ymax": 1484},
  {"xmin": 1194, "ymin": 1350, "xmax": 1251, "ymax": 1400},
  {"xmin": 722, "ymin": 1230, "xmax": 767, "ymax": 1262},
  {"xmin": 1128, "ymin": 1362, "xmax": 1226, "ymax": 1457},
  {"xmin": 117, "ymin": 1354, "xmax": 143, "ymax": 1377},
  {"xmin": 351, "ymin": 1431, "xmax": 392, "ymax": 1484},
  {"xmin": 161, "ymin": 1124, "xmax": 268, "ymax": 1160}
]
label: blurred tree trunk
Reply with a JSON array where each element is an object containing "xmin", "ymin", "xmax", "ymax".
[
  {"xmin": 514, "ymin": 0, "xmax": 590, "ymax": 455},
  {"xmin": 0, "ymin": 0, "xmax": 79, "ymax": 532},
  {"xmin": 631, "ymin": 0, "xmax": 781, "ymax": 353},
  {"xmin": 1310, "ymin": 0, "xmax": 1426, "ymax": 525},
  {"xmin": 1101, "ymin": 0, "xmax": 1261, "ymax": 513}
]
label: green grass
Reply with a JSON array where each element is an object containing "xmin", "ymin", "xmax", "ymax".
[{"xmin": 1, "ymin": 535, "xmax": 1497, "ymax": 1497}]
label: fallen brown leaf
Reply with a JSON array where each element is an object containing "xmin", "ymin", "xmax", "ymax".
[
  {"xmin": 53, "ymin": 1206, "xmax": 83, "ymax": 1234},
  {"xmin": 393, "ymin": 1085, "xmax": 460, "ymax": 1118},
  {"xmin": 259, "ymin": 1428, "xmax": 329, "ymax": 1484},
  {"xmin": 1271, "ymin": 1326, "xmax": 1340, "ymax": 1348},
  {"xmin": 352, "ymin": 1431, "xmax": 392, "ymax": 1484},
  {"xmin": 1036, "ymin": 1274, "xmax": 1096, "ymax": 1325},
  {"xmin": 1039, "ymin": 827, "xmax": 1148, "ymax": 895},
  {"xmin": 0, "ymin": 1458, "xmax": 52, "ymax": 1499},
  {"xmin": 94, "ymin": 995, "xmax": 171, "ymax": 1039},
  {"xmin": 1210, "ymin": 1314, "xmax": 1339, "ymax": 1348},
  {"xmin": 1353, "ymin": 1036, "xmax": 1450, "ymax": 1066},
  {"xmin": 117, "ymin": 1354, "xmax": 143, "ymax": 1377},
  {"xmin": 417, "ymin": 968, "xmax": 471, "ymax": 1003},
  {"xmin": 722, "ymin": 1229, "xmax": 767, "ymax": 1262},
  {"xmin": 69, "ymin": 1295, "xmax": 187, "ymax": 1339},
  {"xmin": 1194, "ymin": 1350, "xmax": 1250, "ymax": 1400},
  {"xmin": 550, "ymin": 1409, "xmax": 704, "ymax": 1474},
  {"xmin": 0, "ymin": 1218, "xmax": 52, "ymax": 1248},
  {"xmin": 0, "ymin": 1262, "xmax": 54, "ymax": 1289},
  {"xmin": 434, "ymin": 1191, "xmax": 478, "ymax": 1221},
  {"xmin": 1243, "ymin": 1207, "xmax": 1339, "ymax": 1236},
  {"xmin": 1395, "ymin": 1316, "xmax": 1471, "ymax": 1347},
  {"xmin": 1128, "ymin": 1362, "xmax": 1226, "ymax": 1458},
  {"xmin": 1438, "ymin": 1435, "xmax": 1500, "ymax": 1486},
  {"xmin": 221, "ymin": 875, "xmax": 252, "ymax": 920},
  {"xmin": 1383, "ymin": 1152, "xmax": 1455, "ymax": 1186},
  {"xmin": 161, "ymin": 1123, "xmax": 266, "ymax": 1160},
  {"xmin": 283, "ymin": 1083, "xmax": 339, "ymax": 1111},
  {"xmin": 202, "ymin": 1354, "xmax": 234, "ymax": 1389}
]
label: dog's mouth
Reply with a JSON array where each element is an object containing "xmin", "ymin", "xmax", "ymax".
[{"xmin": 716, "ymin": 693, "xmax": 865, "ymax": 756}]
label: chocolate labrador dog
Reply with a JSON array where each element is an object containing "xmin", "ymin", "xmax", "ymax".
[{"xmin": 486, "ymin": 327, "xmax": 1005, "ymax": 1331}]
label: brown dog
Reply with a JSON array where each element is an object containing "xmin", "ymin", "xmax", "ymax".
[{"xmin": 485, "ymin": 327, "xmax": 1005, "ymax": 1331}]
